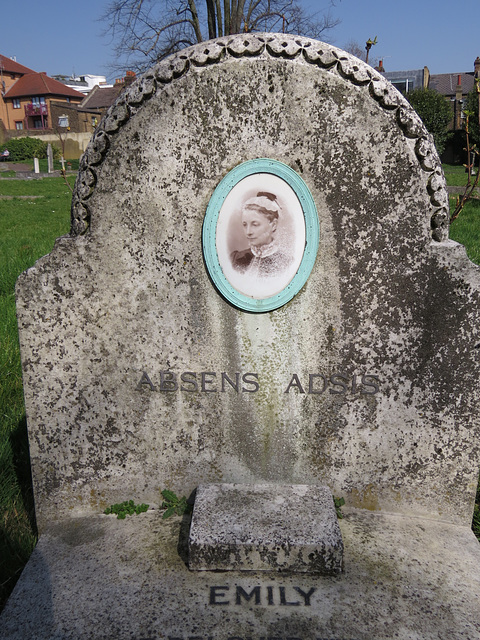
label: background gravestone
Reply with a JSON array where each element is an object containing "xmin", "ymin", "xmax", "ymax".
[
  {"xmin": 46, "ymin": 142, "xmax": 54, "ymax": 174},
  {"xmin": 15, "ymin": 34, "xmax": 480, "ymax": 533}
]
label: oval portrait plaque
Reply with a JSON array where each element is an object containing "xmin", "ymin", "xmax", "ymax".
[{"xmin": 203, "ymin": 159, "xmax": 319, "ymax": 312}]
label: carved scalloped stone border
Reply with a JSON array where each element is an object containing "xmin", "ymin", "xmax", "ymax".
[{"xmin": 71, "ymin": 33, "xmax": 448, "ymax": 241}]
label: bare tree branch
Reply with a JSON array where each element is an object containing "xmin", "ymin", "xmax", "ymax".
[{"xmin": 101, "ymin": 0, "xmax": 341, "ymax": 73}]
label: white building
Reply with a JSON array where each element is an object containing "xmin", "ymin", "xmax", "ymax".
[{"xmin": 54, "ymin": 74, "xmax": 113, "ymax": 95}]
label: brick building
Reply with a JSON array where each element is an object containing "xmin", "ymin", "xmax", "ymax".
[{"xmin": 1, "ymin": 67, "xmax": 84, "ymax": 132}]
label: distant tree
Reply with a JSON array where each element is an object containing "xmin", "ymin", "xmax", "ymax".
[
  {"xmin": 406, "ymin": 88, "xmax": 452, "ymax": 156},
  {"xmin": 343, "ymin": 39, "xmax": 364, "ymax": 60},
  {"xmin": 450, "ymin": 79, "xmax": 480, "ymax": 223},
  {"xmin": 343, "ymin": 38, "xmax": 379, "ymax": 68},
  {"xmin": 102, "ymin": 0, "xmax": 341, "ymax": 73}
]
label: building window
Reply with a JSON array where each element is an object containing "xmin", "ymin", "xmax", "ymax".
[
  {"xmin": 13, "ymin": 99, "xmax": 20, "ymax": 109},
  {"xmin": 391, "ymin": 78, "xmax": 416, "ymax": 94},
  {"xmin": 15, "ymin": 121, "xmax": 23, "ymax": 130},
  {"xmin": 32, "ymin": 116, "xmax": 47, "ymax": 129},
  {"xmin": 58, "ymin": 115, "xmax": 69, "ymax": 128},
  {"xmin": 31, "ymin": 96, "xmax": 46, "ymax": 106}
]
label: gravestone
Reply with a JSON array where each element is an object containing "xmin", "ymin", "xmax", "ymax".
[
  {"xmin": 3, "ymin": 34, "xmax": 480, "ymax": 639},
  {"xmin": 46, "ymin": 142, "xmax": 54, "ymax": 173}
]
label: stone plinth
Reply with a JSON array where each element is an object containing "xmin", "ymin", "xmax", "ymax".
[
  {"xmin": 188, "ymin": 484, "xmax": 344, "ymax": 574},
  {"xmin": 2, "ymin": 511, "xmax": 480, "ymax": 639}
]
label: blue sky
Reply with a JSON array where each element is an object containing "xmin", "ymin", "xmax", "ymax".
[{"xmin": 1, "ymin": 0, "xmax": 478, "ymax": 81}]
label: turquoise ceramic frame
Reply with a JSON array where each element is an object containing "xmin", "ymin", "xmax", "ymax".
[{"xmin": 203, "ymin": 159, "xmax": 319, "ymax": 313}]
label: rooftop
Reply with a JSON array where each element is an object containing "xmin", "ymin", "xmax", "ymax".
[
  {"xmin": 429, "ymin": 72, "xmax": 476, "ymax": 96},
  {"xmin": 80, "ymin": 84, "xmax": 124, "ymax": 110},
  {"xmin": 0, "ymin": 54, "xmax": 35, "ymax": 76},
  {"xmin": 4, "ymin": 72, "xmax": 84, "ymax": 100}
]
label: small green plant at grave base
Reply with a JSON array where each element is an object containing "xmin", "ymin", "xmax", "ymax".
[
  {"xmin": 334, "ymin": 496, "xmax": 345, "ymax": 519},
  {"xmin": 161, "ymin": 489, "xmax": 192, "ymax": 519},
  {"xmin": 104, "ymin": 500, "xmax": 149, "ymax": 519},
  {"xmin": 473, "ymin": 504, "xmax": 480, "ymax": 539},
  {"xmin": 472, "ymin": 482, "xmax": 480, "ymax": 540}
]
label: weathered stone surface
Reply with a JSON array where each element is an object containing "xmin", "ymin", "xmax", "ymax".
[
  {"xmin": 15, "ymin": 34, "xmax": 480, "ymax": 534},
  {"xmin": 2, "ymin": 510, "xmax": 480, "ymax": 639},
  {"xmin": 188, "ymin": 483, "xmax": 343, "ymax": 573}
]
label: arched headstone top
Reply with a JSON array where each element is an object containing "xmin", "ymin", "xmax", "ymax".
[
  {"xmin": 15, "ymin": 31, "xmax": 480, "ymax": 535},
  {"xmin": 71, "ymin": 33, "xmax": 448, "ymax": 241}
]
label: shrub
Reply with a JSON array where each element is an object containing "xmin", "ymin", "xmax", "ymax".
[
  {"xmin": 407, "ymin": 88, "xmax": 453, "ymax": 156},
  {"xmin": 0, "ymin": 137, "xmax": 60, "ymax": 162}
]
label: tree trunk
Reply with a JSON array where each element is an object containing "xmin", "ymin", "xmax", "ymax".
[
  {"xmin": 230, "ymin": 1, "xmax": 237, "ymax": 34},
  {"xmin": 224, "ymin": 0, "xmax": 231, "ymax": 34},
  {"xmin": 235, "ymin": 0, "xmax": 247, "ymax": 32},
  {"xmin": 206, "ymin": 0, "xmax": 217, "ymax": 39},
  {"xmin": 187, "ymin": 0, "xmax": 203, "ymax": 43},
  {"xmin": 215, "ymin": 0, "xmax": 223, "ymax": 36}
]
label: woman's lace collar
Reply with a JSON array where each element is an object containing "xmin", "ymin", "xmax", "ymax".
[{"xmin": 250, "ymin": 239, "xmax": 278, "ymax": 258}]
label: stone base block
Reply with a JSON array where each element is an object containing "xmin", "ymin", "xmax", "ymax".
[
  {"xmin": 188, "ymin": 483, "xmax": 344, "ymax": 574},
  {"xmin": 2, "ymin": 509, "xmax": 480, "ymax": 639}
]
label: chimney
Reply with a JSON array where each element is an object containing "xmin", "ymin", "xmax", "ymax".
[
  {"xmin": 375, "ymin": 60, "xmax": 385, "ymax": 72},
  {"xmin": 123, "ymin": 71, "xmax": 136, "ymax": 87},
  {"xmin": 475, "ymin": 57, "xmax": 480, "ymax": 78}
]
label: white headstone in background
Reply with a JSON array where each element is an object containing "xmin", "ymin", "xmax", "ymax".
[{"xmin": 46, "ymin": 143, "xmax": 53, "ymax": 173}]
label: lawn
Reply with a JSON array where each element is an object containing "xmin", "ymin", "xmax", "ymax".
[
  {"xmin": 0, "ymin": 168, "xmax": 479, "ymax": 614},
  {"xmin": 443, "ymin": 163, "xmax": 473, "ymax": 187}
]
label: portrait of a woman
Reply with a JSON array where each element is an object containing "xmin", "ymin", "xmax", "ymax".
[
  {"xmin": 211, "ymin": 168, "xmax": 307, "ymax": 301},
  {"xmin": 230, "ymin": 192, "xmax": 292, "ymax": 278}
]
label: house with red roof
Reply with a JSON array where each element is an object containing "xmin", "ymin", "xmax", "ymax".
[
  {"xmin": 0, "ymin": 56, "xmax": 84, "ymax": 132},
  {"xmin": 0, "ymin": 54, "xmax": 103, "ymax": 156},
  {"xmin": 0, "ymin": 54, "xmax": 36, "ymax": 131}
]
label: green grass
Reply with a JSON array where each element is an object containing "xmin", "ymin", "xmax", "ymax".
[
  {"xmin": 449, "ymin": 198, "xmax": 480, "ymax": 264},
  {"xmin": 443, "ymin": 163, "xmax": 472, "ymax": 187},
  {"xmin": 0, "ymin": 176, "xmax": 73, "ymax": 612},
  {"xmin": 36, "ymin": 158, "xmax": 80, "ymax": 172}
]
